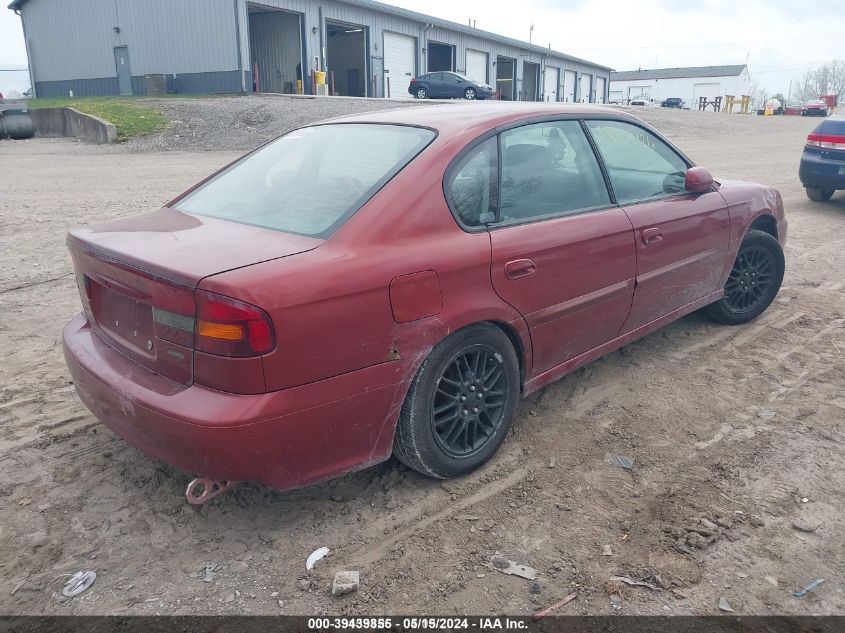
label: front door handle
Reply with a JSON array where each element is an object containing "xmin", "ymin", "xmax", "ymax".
[
  {"xmin": 504, "ymin": 259, "xmax": 537, "ymax": 280},
  {"xmin": 642, "ymin": 227, "xmax": 663, "ymax": 245}
]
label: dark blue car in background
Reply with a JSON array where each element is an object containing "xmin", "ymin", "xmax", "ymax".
[
  {"xmin": 408, "ymin": 72, "xmax": 494, "ymax": 101},
  {"xmin": 800, "ymin": 112, "xmax": 845, "ymax": 201}
]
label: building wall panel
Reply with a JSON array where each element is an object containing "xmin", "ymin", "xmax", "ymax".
[
  {"xmin": 609, "ymin": 73, "xmax": 751, "ymax": 107},
  {"xmin": 23, "ymin": 0, "xmax": 238, "ymax": 86}
]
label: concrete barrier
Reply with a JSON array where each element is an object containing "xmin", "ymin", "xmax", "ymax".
[{"xmin": 30, "ymin": 107, "xmax": 116, "ymax": 144}]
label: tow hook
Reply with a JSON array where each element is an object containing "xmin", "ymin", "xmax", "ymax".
[{"xmin": 186, "ymin": 477, "xmax": 238, "ymax": 505}]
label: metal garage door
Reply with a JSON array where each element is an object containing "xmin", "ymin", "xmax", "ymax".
[
  {"xmin": 466, "ymin": 49, "xmax": 488, "ymax": 84},
  {"xmin": 543, "ymin": 65, "xmax": 559, "ymax": 102},
  {"xmin": 693, "ymin": 82, "xmax": 720, "ymax": 109},
  {"xmin": 580, "ymin": 73, "xmax": 592, "ymax": 102},
  {"xmin": 563, "ymin": 70, "xmax": 576, "ymax": 102},
  {"xmin": 383, "ymin": 31, "xmax": 416, "ymax": 99},
  {"xmin": 609, "ymin": 90, "xmax": 623, "ymax": 104},
  {"xmin": 594, "ymin": 76, "xmax": 606, "ymax": 103}
]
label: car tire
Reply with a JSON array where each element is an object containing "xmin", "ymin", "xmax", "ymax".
[
  {"xmin": 806, "ymin": 187, "xmax": 835, "ymax": 202},
  {"xmin": 393, "ymin": 323, "xmax": 520, "ymax": 479},
  {"xmin": 464, "ymin": 88, "xmax": 477, "ymax": 100},
  {"xmin": 415, "ymin": 87, "xmax": 428, "ymax": 99},
  {"xmin": 704, "ymin": 229, "xmax": 784, "ymax": 325}
]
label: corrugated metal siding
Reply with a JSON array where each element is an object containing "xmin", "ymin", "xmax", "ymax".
[
  {"xmin": 24, "ymin": 0, "xmax": 118, "ymax": 81},
  {"xmin": 116, "ymin": 0, "xmax": 239, "ymax": 74},
  {"xmin": 23, "ymin": 0, "xmax": 238, "ymax": 84},
  {"xmin": 171, "ymin": 70, "xmax": 245, "ymax": 94},
  {"xmin": 34, "ymin": 77, "xmax": 119, "ymax": 98},
  {"xmin": 22, "ymin": 0, "xmax": 609, "ymax": 98}
]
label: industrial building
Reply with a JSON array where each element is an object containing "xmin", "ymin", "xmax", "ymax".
[
  {"xmin": 609, "ymin": 65, "xmax": 751, "ymax": 108},
  {"xmin": 9, "ymin": 0, "xmax": 612, "ymax": 102}
]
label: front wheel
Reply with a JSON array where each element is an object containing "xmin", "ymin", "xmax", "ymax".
[
  {"xmin": 806, "ymin": 187, "xmax": 835, "ymax": 202},
  {"xmin": 704, "ymin": 229, "xmax": 784, "ymax": 325},
  {"xmin": 393, "ymin": 324, "xmax": 520, "ymax": 479},
  {"xmin": 464, "ymin": 88, "xmax": 477, "ymax": 100}
]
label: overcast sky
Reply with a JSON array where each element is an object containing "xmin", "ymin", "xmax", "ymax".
[{"xmin": 1, "ymin": 0, "xmax": 842, "ymax": 97}]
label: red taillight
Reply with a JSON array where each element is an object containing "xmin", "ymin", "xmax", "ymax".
[
  {"xmin": 807, "ymin": 132, "xmax": 845, "ymax": 149},
  {"xmin": 195, "ymin": 290, "xmax": 274, "ymax": 357}
]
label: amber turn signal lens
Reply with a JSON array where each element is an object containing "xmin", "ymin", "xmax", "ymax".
[{"xmin": 197, "ymin": 320, "xmax": 244, "ymax": 341}]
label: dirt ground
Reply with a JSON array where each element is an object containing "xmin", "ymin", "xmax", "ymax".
[{"xmin": 1, "ymin": 101, "xmax": 843, "ymax": 617}]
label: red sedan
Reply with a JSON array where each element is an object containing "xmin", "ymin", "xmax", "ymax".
[{"xmin": 63, "ymin": 103, "xmax": 787, "ymax": 492}]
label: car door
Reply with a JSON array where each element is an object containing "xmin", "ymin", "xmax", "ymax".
[
  {"xmin": 453, "ymin": 73, "xmax": 471, "ymax": 98},
  {"xmin": 585, "ymin": 119, "xmax": 730, "ymax": 333},
  {"xmin": 436, "ymin": 72, "xmax": 456, "ymax": 98},
  {"xmin": 427, "ymin": 73, "xmax": 446, "ymax": 98},
  {"xmin": 481, "ymin": 120, "xmax": 637, "ymax": 374}
]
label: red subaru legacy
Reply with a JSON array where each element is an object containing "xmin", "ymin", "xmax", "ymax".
[{"xmin": 63, "ymin": 103, "xmax": 786, "ymax": 492}]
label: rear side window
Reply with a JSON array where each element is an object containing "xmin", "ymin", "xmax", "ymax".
[
  {"xmin": 499, "ymin": 121, "xmax": 611, "ymax": 222},
  {"xmin": 175, "ymin": 124, "xmax": 434, "ymax": 237},
  {"xmin": 445, "ymin": 137, "xmax": 498, "ymax": 227},
  {"xmin": 585, "ymin": 120, "xmax": 688, "ymax": 203}
]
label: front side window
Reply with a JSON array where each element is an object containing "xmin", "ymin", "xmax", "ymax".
[
  {"xmin": 499, "ymin": 120, "xmax": 611, "ymax": 222},
  {"xmin": 175, "ymin": 124, "xmax": 434, "ymax": 237},
  {"xmin": 445, "ymin": 137, "xmax": 498, "ymax": 227},
  {"xmin": 585, "ymin": 120, "xmax": 689, "ymax": 203}
]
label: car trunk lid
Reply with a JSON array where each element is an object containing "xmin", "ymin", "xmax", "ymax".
[
  {"xmin": 68, "ymin": 208, "xmax": 323, "ymax": 385},
  {"xmin": 815, "ymin": 117, "xmax": 845, "ymax": 161}
]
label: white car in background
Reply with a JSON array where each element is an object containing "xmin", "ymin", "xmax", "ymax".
[{"xmin": 630, "ymin": 95, "xmax": 652, "ymax": 106}]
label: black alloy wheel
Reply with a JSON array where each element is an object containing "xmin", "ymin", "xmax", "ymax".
[
  {"xmin": 431, "ymin": 346, "xmax": 508, "ymax": 458},
  {"xmin": 722, "ymin": 245, "xmax": 776, "ymax": 313},
  {"xmin": 393, "ymin": 324, "xmax": 520, "ymax": 478},
  {"xmin": 705, "ymin": 229, "xmax": 784, "ymax": 325}
]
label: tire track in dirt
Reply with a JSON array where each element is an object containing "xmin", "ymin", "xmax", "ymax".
[{"xmin": 345, "ymin": 467, "xmax": 528, "ymax": 569}]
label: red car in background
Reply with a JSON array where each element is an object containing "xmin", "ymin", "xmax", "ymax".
[
  {"xmin": 63, "ymin": 104, "xmax": 787, "ymax": 492},
  {"xmin": 803, "ymin": 100, "xmax": 831, "ymax": 117}
]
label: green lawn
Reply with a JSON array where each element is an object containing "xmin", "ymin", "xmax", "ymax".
[{"xmin": 26, "ymin": 97, "xmax": 169, "ymax": 142}]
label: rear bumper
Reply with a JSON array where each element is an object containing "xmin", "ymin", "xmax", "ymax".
[
  {"xmin": 63, "ymin": 314, "xmax": 409, "ymax": 490},
  {"xmin": 800, "ymin": 151, "xmax": 845, "ymax": 190}
]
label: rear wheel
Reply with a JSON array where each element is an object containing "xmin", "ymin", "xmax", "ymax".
[
  {"xmin": 705, "ymin": 229, "xmax": 784, "ymax": 325},
  {"xmin": 393, "ymin": 324, "xmax": 520, "ymax": 479},
  {"xmin": 415, "ymin": 87, "xmax": 428, "ymax": 99},
  {"xmin": 806, "ymin": 187, "xmax": 835, "ymax": 202},
  {"xmin": 464, "ymin": 88, "xmax": 477, "ymax": 100}
]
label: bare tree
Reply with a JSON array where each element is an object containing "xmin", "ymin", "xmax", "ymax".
[
  {"xmin": 795, "ymin": 59, "xmax": 845, "ymax": 103},
  {"xmin": 749, "ymin": 80, "xmax": 768, "ymax": 109}
]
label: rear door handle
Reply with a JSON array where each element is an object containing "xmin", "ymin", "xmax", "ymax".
[
  {"xmin": 504, "ymin": 259, "xmax": 537, "ymax": 280},
  {"xmin": 642, "ymin": 227, "xmax": 663, "ymax": 245}
]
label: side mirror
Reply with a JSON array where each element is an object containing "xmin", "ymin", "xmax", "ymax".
[{"xmin": 685, "ymin": 166, "xmax": 714, "ymax": 193}]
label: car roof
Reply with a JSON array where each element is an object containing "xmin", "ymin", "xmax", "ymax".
[{"xmin": 321, "ymin": 102, "xmax": 638, "ymax": 137}]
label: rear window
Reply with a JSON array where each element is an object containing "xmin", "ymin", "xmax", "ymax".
[{"xmin": 174, "ymin": 124, "xmax": 435, "ymax": 237}]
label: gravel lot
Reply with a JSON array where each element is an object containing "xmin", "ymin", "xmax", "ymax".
[
  {"xmin": 127, "ymin": 94, "xmax": 437, "ymax": 152},
  {"xmin": 1, "ymin": 97, "xmax": 844, "ymax": 617}
]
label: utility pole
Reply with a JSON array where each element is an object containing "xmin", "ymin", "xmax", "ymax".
[{"xmin": 529, "ymin": 23, "xmax": 534, "ymax": 60}]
